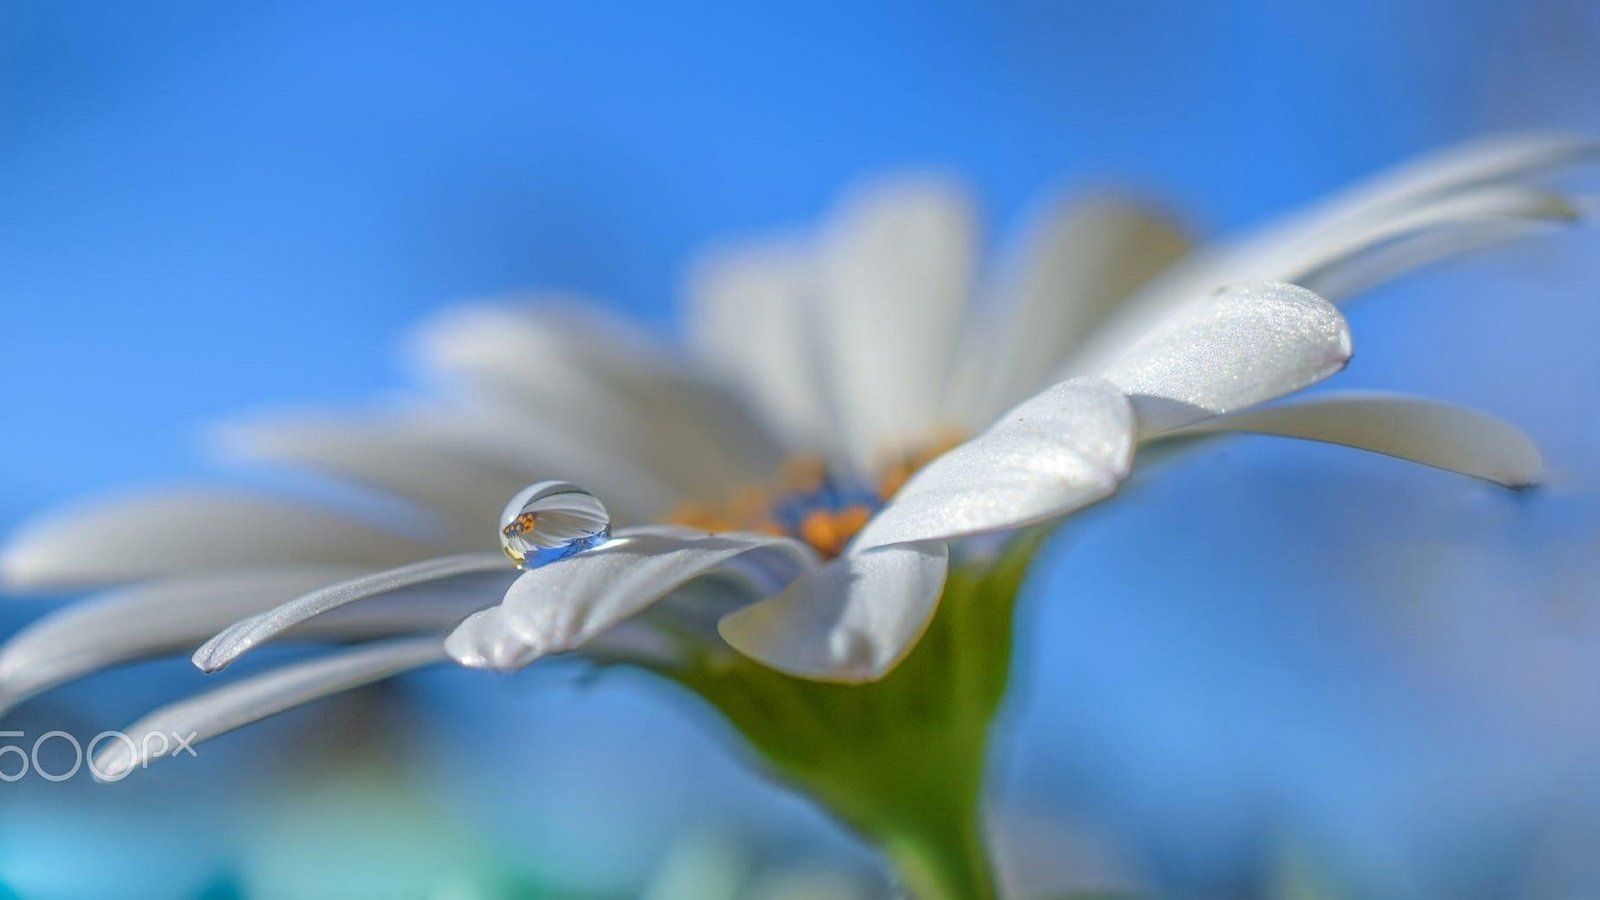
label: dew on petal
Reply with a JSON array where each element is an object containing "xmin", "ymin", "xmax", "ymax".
[{"xmin": 498, "ymin": 481, "xmax": 612, "ymax": 569}]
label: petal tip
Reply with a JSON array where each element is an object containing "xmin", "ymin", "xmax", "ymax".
[
  {"xmin": 1501, "ymin": 450, "xmax": 1544, "ymax": 490},
  {"xmin": 0, "ymin": 541, "xmax": 46, "ymax": 594},
  {"xmin": 717, "ymin": 543, "xmax": 947, "ymax": 684},
  {"xmin": 91, "ymin": 741, "xmax": 138, "ymax": 783},
  {"xmin": 444, "ymin": 608, "xmax": 541, "ymax": 671},
  {"xmin": 191, "ymin": 626, "xmax": 251, "ymax": 674},
  {"xmin": 715, "ymin": 613, "xmax": 888, "ymax": 684}
]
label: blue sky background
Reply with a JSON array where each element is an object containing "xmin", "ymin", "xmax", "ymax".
[{"xmin": 2, "ymin": 1, "xmax": 1598, "ymax": 896}]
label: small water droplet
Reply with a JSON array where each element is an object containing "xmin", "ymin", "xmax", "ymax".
[{"xmin": 499, "ymin": 481, "xmax": 612, "ymax": 569}]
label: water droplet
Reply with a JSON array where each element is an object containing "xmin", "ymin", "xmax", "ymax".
[{"xmin": 499, "ymin": 481, "xmax": 612, "ymax": 569}]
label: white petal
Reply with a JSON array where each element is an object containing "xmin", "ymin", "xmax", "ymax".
[
  {"xmin": 1277, "ymin": 133, "xmax": 1596, "ymax": 232},
  {"xmin": 446, "ymin": 526, "xmax": 817, "ymax": 670},
  {"xmin": 1062, "ymin": 136, "xmax": 1594, "ymax": 375},
  {"xmin": 413, "ymin": 302, "xmax": 784, "ymax": 498},
  {"xmin": 446, "ymin": 604, "xmax": 588, "ymax": 672},
  {"xmin": 213, "ymin": 407, "xmax": 671, "ymax": 532},
  {"xmin": 951, "ymin": 197, "xmax": 1190, "ymax": 426},
  {"xmin": 448, "ymin": 573, "xmax": 752, "ymax": 672},
  {"xmin": 1296, "ymin": 214, "xmax": 1571, "ymax": 302},
  {"xmin": 0, "ymin": 490, "xmax": 442, "ymax": 593},
  {"xmin": 1278, "ymin": 185, "xmax": 1577, "ymax": 300},
  {"xmin": 816, "ymin": 177, "xmax": 977, "ymax": 472},
  {"xmin": 1098, "ymin": 283, "xmax": 1352, "ymax": 436},
  {"xmin": 718, "ymin": 541, "xmax": 948, "ymax": 683},
  {"xmin": 213, "ymin": 414, "xmax": 537, "ymax": 537},
  {"xmin": 855, "ymin": 378, "xmax": 1134, "ymax": 548},
  {"xmin": 94, "ymin": 637, "xmax": 446, "ymax": 781},
  {"xmin": 1174, "ymin": 392, "xmax": 1542, "ymax": 487},
  {"xmin": 687, "ymin": 240, "xmax": 835, "ymax": 454},
  {"xmin": 192, "ymin": 553, "xmax": 509, "ymax": 672},
  {"xmin": 300, "ymin": 573, "xmax": 517, "ymax": 635},
  {"xmin": 0, "ymin": 566, "xmax": 496, "ymax": 718},
  {"xmin": 0, "ymin": 568, "xmax": 349, "ymax": 717},
  {"xmin": 430, "ymin": 604, "xmax": 696, "ymax": 673},
  {"xmin": 411, "ymin": 406, "xmax": 680, "ymax": 521},
  {"xmin": 443, "ymin": 606, "xmax": 544, "ymax": 671}
]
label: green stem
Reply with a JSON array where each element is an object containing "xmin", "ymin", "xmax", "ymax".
[
  {"xmin": 647, "ymin": 533, "xmax": 1048, "ymax": 900},
  {"xmin": 879, "ymin": 798, "xmax": 998, "ymax": 900},
  {"xmin": 792, "ymin": 727, "xmax": 997, "ymax": 899}
]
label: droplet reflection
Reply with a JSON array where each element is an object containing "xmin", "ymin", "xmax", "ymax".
[{"xmin": 498, "ymin": 481, "xmax": 612, "ymax": 569}]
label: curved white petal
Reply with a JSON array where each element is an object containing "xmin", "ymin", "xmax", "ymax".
[
  {"xmin": 1098, "ymin": 283, "xmax": 1352, "ymax": 436},
  {"xmin": 445, "ymin": 605, "xmax": 685, "ymax": 671},
  {"xmin": 0, "ymin": 568, "xmax": 349, "ymax": 717},
  {"xmin": 193, "ymin": 553, "xmax": 509, "ymax": 672},
  {"xmin": 856, "ymin": 378, "xmax": 1134, "ymax": 548},
  {"xmin": 0, "ymin": 566, "xmax": 496, "ymax": 718},
  {"xmin": 1174, "ymin": 392, "xmax": 1542, "ymax": 487},
  {"xmin": 443, "ymin": 606, "xmax": 544, "ymax": 671},
  {"xmin": 413, "ymin": 302, "xmax": 785, "ymax": 498},
  {"xmin": 94, "ymin": 637, "xmax": 447, "ymax": 781},
  {"xmin": 1275, "ymin": 133, "xmax": 1597, "ymax": 233},
  {"xmin": 1062, "ymin": 136, "xmax": 1594, "ymax": 375},
  {"xmin": 1278, "ymin": 185, "xmax": 1577, "ymax": 300},
  {"xmin": 446, "ymin": 527, "xmax": 817, "ymax": 671},
  {"xmin": 952, "ymin": 197, "xmax": 1190, "ymax": 426},
  {"xmin": 300, "ymin": 574, "xmax": 516, "ymax": 635},
  {"xmin": 0, "ymin": 490, "xmax": 442, "ymax": 593},
  {"xmin": 1300, "ymin": 217, "xmax": 1568, "ymax": 301},
  {"xmin": 687, "ymin": 241, "xmax": 834, "ymax": 454},
  {"xmin": 816, "ymin": 177, "xmax": 977, "ymax": 473},
  {"xmin": 718, "ymin": 541, "xmax": 948, "ymax": 683}
]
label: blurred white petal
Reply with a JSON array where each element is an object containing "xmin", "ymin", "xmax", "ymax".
[
  {"xmin": 0, "ymin": 566, "xmax": 502, "ymax": 718},
  {"xmin": 418, "ymin": 406, "xmax": 680, "ymax": 521},
  {"xmin": 0, "ymin": 568, "xmax": 349, "ymax": 717},
  {"xmin": 214, "ymin": 406, "xmax": 673, "ymax": 530},
  {"xmin": 0, "ymin": 490, "xmax": 441, "ymax": 593},
  {"xmin": 1272, "ymin": 133, "xmax": 1597, "ymax": 233},
  {"xmin": 446, "ymin": 526, "xmax": 816, "ymax": 670},
  {"xmin": 193, "ymin": 553, "xmax": 508, "ymax": 672},
  {"xmin": 413, "ymin": 302, "xmax": 785, "ymax": 498},
  {"xmin": 1296, "ymin": 215, "xmax": 1572, "ymax": 302},
  {"xmin": 95, "ymin": 637, "xmax": 447, "ymax": 781},
  {"xmin": 719, "ymin": 541, "xmax": 948, "ymax": 683},
  {"xmin": 1064, "ymin": 135, "xmax": 1594, "ymax": 375},
  {"xmin": 1277, "ymin": 185, "xmax": 1577, "ymax": 300},
  {"xmin": 856, "ymin": 378, "xmax": 1134, "ymax": 548},
  {"xmin": 1176, "ymin": 392, "xmax": 1543, "ymax": 487},
  {"xmin": 952, "ymin": 197, "xmax": 1190, "ymax": 426},
  {"xmin": 817, "ymin": 177, "xmax": 977, "ymax": 472},
  {"xmin": 687, "ymin": 241, "xmax": 835, "ymax": 455},
  {"xmin": 1099, "ymin": 282, "xmax": 1352, "ymax": 436}
]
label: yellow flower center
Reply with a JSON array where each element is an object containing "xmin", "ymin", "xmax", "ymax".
[{"xmin": 666, "ymin": 431, "xmax": 964, "ymax": 559}]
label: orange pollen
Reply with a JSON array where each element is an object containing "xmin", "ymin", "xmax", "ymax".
[
  {"xmin": 664, "ymin": 435, "xmax": 964, "ymax": 559},
  {"xmin": 502, "ymin": 511, "xmax": 537, "ymax": 538}
]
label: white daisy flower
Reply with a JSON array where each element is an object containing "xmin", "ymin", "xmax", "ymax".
[{"xmin": 0, "ymin": 133, "xmax": 1589, "ymax": 783}]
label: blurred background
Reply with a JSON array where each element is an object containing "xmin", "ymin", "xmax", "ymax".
[{"xmin": 2, "ymin": 1, "xmax": 1598, "ymax": 897}]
